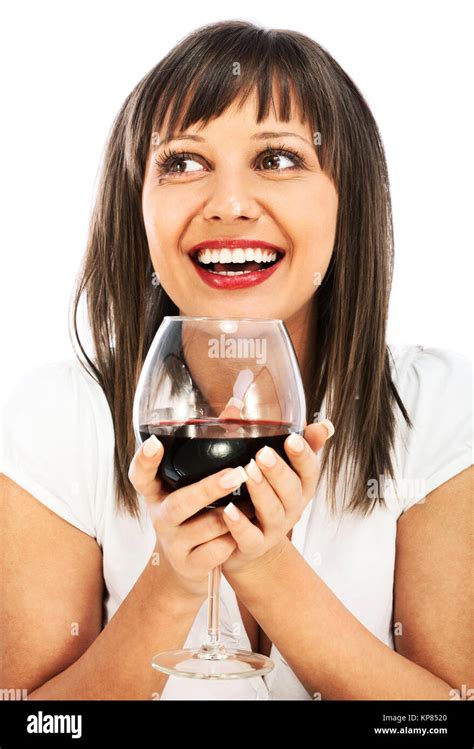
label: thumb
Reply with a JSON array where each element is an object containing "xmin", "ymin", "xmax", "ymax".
[
  {"xmin": 217, "ymin": 397, "xmax": 245, "ymax": 433},
  {"xmin": 128, "ymin": 435, "xmax": 168, "ymax": 505},
  {"xmin": 303, "ymin": 419, "xmax": 335, "ymax": 453}
]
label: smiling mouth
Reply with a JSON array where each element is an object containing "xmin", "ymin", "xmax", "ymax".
[{"xmin": 191, "ymin": 247, "xmax": 285, "ymax": 275}]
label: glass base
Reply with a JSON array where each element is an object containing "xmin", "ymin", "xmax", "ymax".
[{"xmin": 151, "ymin": 643, "xmax": 274, "ymax": 680}]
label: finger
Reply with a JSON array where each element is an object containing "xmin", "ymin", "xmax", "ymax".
[
  {"xmin": 217, "ymin": 398, "xmax": 245, "ymax": 434},
  {"xmin": 242, "ymin": 458, "xmax": 285, "ymax": 532},
  {"xmin": 283, "ymin": 432, "xmax": 320, "ymax": 500},
  {"xmin": 180, "ymin": 508, "xmax": 230, "ymax": 550},
  {"xmin": 255, "ymin": 445, "xmax": 302, "ymax": 516},
  {"xmin": 303, "ymin": 419, "xmax": 335, "ymax": 453},
  {"xmin": 214, "ymin": 499, "xmax": 256, "ymax": 522},
  {"xmin": 187, "ymin": 532, "xmax": 237, "ymax": 570},
  {"xmin": 161, "ymin": 466, "xmax": 248, "ymax": 527},
  {"xmin": 221, "ymin": 502, "xmax": 265, "ymax": 555},
  {"xmin": 128, "ymin": 435, "xmax": 166, "ymax": 503}
]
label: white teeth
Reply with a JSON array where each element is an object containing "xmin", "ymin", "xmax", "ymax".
[
  {"xmin": 195, "ymin": 247, "xmax": 279, "ymax": 264},
  {"xmin": 208, "ymin": 269, "xmax": 252, "ymax": 276},
  {"xmin": 219, "ymin": 248, "xmax": 232, "ymax": 263},
  {"xmin": 233, "ymin": 248, "xmax": 246, "ymax": 263}
]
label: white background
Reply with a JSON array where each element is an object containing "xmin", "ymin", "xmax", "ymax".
[{"xmin": 1, "ymin": 0, "xmax": 472, "ymax": 419}]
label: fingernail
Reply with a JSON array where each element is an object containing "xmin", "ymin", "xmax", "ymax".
[
  {"xmin": 287, "ymin": 432, "xmax": 304, "ymax": 452},
  {"xmin": 219, "ymin": 466, "xmax": 248, "ymax": 488},
  {"xmin": 246, "ymin": 458, "xmax": 263, "ymax": 483},
  {"xmin": 143, "ymin": 434, "xmax": 162, "ymax": 457},
  {"xmin": 225, "ymin": 396, "xmax": 244, "ymax": 410},
  {"xmin": 224, "ymin": 502, "xmax": 240, "ymax": 521},
  {"xmin": 319, "ymin": 418, "xmax": 335, "ymax": 438},
  {"xmin": 257, "ymin": 445, "xmax": 276, "ymax": 467}
]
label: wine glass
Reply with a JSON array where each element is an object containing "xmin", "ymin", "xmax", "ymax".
[{"xmin": 132, "ymin": 317, "xmax": 306, "ymax": 679}]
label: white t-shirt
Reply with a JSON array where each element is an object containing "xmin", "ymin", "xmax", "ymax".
[{"xmin": 1, "ymin": 344, "xmax": 472, "ymax": 700}]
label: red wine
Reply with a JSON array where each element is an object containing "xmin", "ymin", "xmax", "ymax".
[{"xmin": 139, "ymin": 419, "xmax": 302, "ymax": 508}]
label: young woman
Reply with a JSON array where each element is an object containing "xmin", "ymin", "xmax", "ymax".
[{"xmin": 1, "ymin": 20, "xmax": 471, "ymax": 701}]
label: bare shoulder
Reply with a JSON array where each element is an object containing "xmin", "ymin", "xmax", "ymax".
[
  {"xmin": 0, "ymin": 473, "xmax": 104, "ymax": 695},
  {"xmin": 393, "ymin": 466, "xmax": 473, "ymax": 692}
]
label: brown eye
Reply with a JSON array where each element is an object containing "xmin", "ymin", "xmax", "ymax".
[
  {"xmin": 154, "ymin": 151, "xmax": 205, "ymax": 177},
  {"xmin": 256, "ymin": 147, "xmax": 305, "ymax": 172}
]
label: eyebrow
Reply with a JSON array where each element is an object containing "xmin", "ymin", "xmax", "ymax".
[{"xmin": 157, "ymin": 130, "xmax": 314, "ymax": 149}]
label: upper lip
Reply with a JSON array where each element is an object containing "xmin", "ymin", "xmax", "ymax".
[{"xmin": 188, "ymin": 238, "xmax": 286, "ymax": 256}]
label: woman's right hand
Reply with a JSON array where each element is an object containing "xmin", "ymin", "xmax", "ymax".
[{"xmin": 127, "ymin": 435, "xmax": 249, "ymax": 601}]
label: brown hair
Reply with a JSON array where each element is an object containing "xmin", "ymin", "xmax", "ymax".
[{"xmin": 70, "ymin": 19, "xmax": 411, "ymax": 521}]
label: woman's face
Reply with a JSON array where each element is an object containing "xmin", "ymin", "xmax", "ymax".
[{"xmin": 141, "ymin": 90, "xmax": 338, "ymax": 323}]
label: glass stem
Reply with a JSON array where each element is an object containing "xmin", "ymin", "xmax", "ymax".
[{"xmin": 207, "ymin": 564, "xmax": 222, "ymax": 644}]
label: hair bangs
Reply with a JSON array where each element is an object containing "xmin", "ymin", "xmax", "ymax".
[{"xmin": 150, "ymin": 27, "xmax": 332, "ymax": 175}]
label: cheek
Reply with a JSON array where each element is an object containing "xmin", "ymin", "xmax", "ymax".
[
  {"xmin": 277, "ymin": 184, "xmax": 338, "ymax": 277},
  {"xmin": 142, "ymin": 194, "xmax": 186, "ymax": 262},
  {"xmin": 291, "ymin": 185, "xmax": 337, "ymax": 241}
]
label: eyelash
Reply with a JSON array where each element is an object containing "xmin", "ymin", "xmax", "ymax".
[{"xmin": 153, "ymin": 143, "xmax": 307, "ymax": 179}]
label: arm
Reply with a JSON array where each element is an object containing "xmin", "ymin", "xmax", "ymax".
[
  {"xmin": 224, "ymin": 467, "xmax": 473, "ymax": 700},
  {"xmin": 0, "ymin": 474, "xmax": 204, "ymax": 700}
]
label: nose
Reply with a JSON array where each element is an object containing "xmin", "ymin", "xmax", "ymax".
[{"xmin": 202, "ymin": 171, "xmax": 262, "ymax": 223}]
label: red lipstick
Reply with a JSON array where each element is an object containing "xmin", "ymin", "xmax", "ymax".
[{"xmin": 188, "ymin": 238, "xmax": 286, "ymax": 290}]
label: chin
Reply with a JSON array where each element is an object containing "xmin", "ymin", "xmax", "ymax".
[{"xmin": 208, "ymin": 307, "xmax": 281, "ymax": 320}]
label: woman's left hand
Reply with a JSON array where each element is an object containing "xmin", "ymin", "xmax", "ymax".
[{"xmin": 221, "ymin": 420, "xmax": 334, "ymax": 575}]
